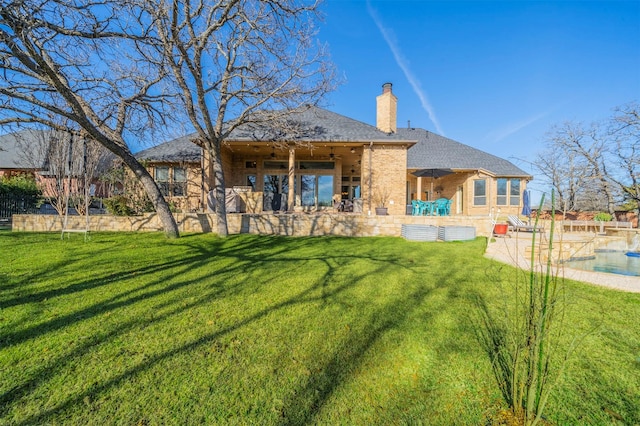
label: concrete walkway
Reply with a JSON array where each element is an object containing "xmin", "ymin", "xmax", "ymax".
[{"xmin": 485, "ymin": 232, "xmax": 640, "ymax": 293}]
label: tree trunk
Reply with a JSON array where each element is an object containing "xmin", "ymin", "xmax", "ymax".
[
  {"xmin": 211, "ymin": 144, "xmax": 229, "ymax": 237},
  {"xmin": 598, "ymin": 177, "xmax": 616, "ymax": 215},
  {"xmin": 120, "ymin": 150, "xmax": 180, "ymax": 238}
]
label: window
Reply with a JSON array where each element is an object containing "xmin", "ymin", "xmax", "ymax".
[
  {"xmin": 510, "ymin": 179, "xmax": 520, "ymax": 205},
  {"xmin": 245, "ymin": 161, "xmax": 257, "ymax": 169},
  {"xmin": 351, "ymin": 185, "xmax": 361, "ymax": 199},
  {"xmin": 172, "ymin": 167, "xmax": 187, "ymax": 196},
  {"xmin": 263, "ymin": 174, "xmax": 288, "ymax": 211},
  {"xmin": 497, "ymin": 178, "xmax": 521, "ymax": 206},
  {"xmin": 154, "ymin": 166, "xmax": 187, "ymax": 197},
  {"xmin": 299, "ymin": 175, "xmax": 334, "ymax": 207},
  {"xmin": 155, "ymin": 166, "xmax": 170, "ymax": 196},
  {"xmin": 264, "ymin": 161, "xmax": 288, "ymax": 170},
  {"xmin": 341, "ymin": 176, "xmax": 360, "ymax": 200},
  {"xmin": 298, "ymin": 161, "xmax": 334, "ymax": 170},
  {"xmin": 301, "ymin": 175, "xmax": 316, "ymax": 207},
  {"xmin": 474, "ymin": 179, "xmax": 486, "ymax": 206},
  {"xmin": 317, "ymin": 175, "xmax": 333, "ymax": 207},
  {"xmin": 246, "ymin": 175, "xmax": 256, "ymax": 191},
  {"xmin": 497, "ymin": 178, "xmax": 507, "ymax": 205}
]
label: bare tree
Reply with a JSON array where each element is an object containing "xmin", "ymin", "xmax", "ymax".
[
  {"xmin": 609, "ymin": 102, "xmax": 640, "ymax": 225},
  {"xmin": 147, "ymin": 0, "xmax": 336, "ymax": 236},
  {"xmin": 14, "ymin": 129, "xmax": 69, "ymax": 216},
  {"xmin": 69, "ymin": 134, "xmax": 113, "ymax": 216},
  {"xmin": 0, "ymin": 0, "xmax": 180, "ymax": 237},
  {"xmin": 540, "ymin": 121, "xmax": 617, "ymax": 214},
  {"xmin": 533, "ymin": 145, "xmax": 584, "ymax": 212},
  {"xmin": 15, "ymin": 128, "xmax": 111, "ymax": 216}
]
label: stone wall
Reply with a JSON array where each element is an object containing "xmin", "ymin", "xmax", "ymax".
[
  {"xmin": 13, "ymin": 212, "xmax": 495, "ymax": 238},
  {"xmin": 361, "ymin": 144, "xmax": 408, "ymax": 216}
]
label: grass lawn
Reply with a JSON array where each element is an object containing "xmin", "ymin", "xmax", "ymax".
[{"xmin": 0, "ymin": 232, "xmax": 638, "ymax": 425}]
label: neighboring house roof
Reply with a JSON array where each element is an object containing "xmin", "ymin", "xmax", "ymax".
[
  {"xmin": 0, "ymin": 129, "xmax": 50, "ymax": 170},
  {"xmin": 136, "ymin": 105, "xmax": 415, "ymax": 162},
  {"xmin": 400, "ymin": 128, "xmax": 532, "ymax": 178},
  {"xmin": 1, "ymin": 129, "xmax": 118, "ymax": 176}
]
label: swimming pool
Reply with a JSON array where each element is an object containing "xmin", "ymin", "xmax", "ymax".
[{"xmin": 567, "ymin": 251, "xmax": 640, "ymax": 277}]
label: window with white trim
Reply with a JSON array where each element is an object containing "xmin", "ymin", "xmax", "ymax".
[
  {"xmin": 474, "ymin": 179, "xmax": 486, "ymax": 206},
  {"xmin": 497, "ymin": 178, "xmax": 521, "ymax": 206}
]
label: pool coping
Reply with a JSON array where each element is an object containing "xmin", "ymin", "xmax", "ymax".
[{"xmin": 485, "ymin": 232, "xmax": 640, "ymax": 294}]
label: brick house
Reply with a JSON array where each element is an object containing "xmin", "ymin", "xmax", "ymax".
[
  {"xmin": 137, "ymin": 83, "xmax": 531, "ymax": 216},
  {"xmin": 0, "ymin": 129, "xmax": 48, "ymax": 179},
  {"xmin": 0, "ymin": 129, "xmax": 114, "ymax": 200}
]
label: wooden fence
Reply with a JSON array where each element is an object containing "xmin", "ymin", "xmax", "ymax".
[{"xmin": 562, "ymin": 220, "xmax": 633, "ymax": 233}]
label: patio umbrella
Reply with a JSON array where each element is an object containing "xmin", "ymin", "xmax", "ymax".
[
  {"xmin": 412, "ymin": 168, "xmax": 454, "ymax": 200},
  {"xmin": 522, "ymin": 189, "xmax": 532, "ymax": 223},
  {"xmin": 412, "ymin": 168, "xmax": 455, "ymax": 179}
]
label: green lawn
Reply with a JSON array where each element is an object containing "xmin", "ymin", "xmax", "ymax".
[{"xmin": 0, "ymin": 232, "xmax": 638, "ymax": 425}]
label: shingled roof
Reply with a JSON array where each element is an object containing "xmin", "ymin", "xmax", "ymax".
[
  {"xmin": 136, "ymin": 134, "xmax": 202, "ymax": 163},
  {"xmin": 136, "ymin": 106, "xmax": 531, "ymax": 179},
  {"xmin": 400, "ymin": 128, "xmax": 531, "ymax": 178},
  {"xmin": 136, "ymin": 106, "xmax": 415, "ymax": 162},
  {"xmin": 0, "ymin": 129, "xmax": 50, "ymax": 170},
  {"xmin": 227, "ymin": 105, "xmax": 412, "ymax": 142}
]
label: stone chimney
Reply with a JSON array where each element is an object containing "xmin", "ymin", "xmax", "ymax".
[{"xmin": 376, "ymin": 82, "xmax": 397, "ymax": 133}]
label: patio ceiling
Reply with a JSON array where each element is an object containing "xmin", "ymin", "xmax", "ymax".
[{"xmin": 224, "ymin": 142, "xmax": 364, "ymax": 173}]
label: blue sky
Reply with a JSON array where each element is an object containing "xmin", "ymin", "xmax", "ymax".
[{"xmin": 318, "ymin": 0, "xmax": 640, "ymax": 198}]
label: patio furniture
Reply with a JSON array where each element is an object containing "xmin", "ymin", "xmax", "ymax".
[
  {"xmin": 421, "ymin": 200, "xmax": 435, "ymax": 216},
  {"xmin": 434, "ymin": 198, "xmax": 451, "ymax": 216},
  {"xmin": 507, "ymin": 215, "xmax": 545, "ymax": 233},
  {"xmin": 411, "ymin": 200, "xmax": 421, "ymax": 216},
  {"xmin": 413, "ymin": 200, "xmax": 429, "ymax": 216}
]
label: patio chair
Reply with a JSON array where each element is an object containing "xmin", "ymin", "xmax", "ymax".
[
  {"xmin": 507, "ymin": 215, "xmax": 544, "ymax": 233},
  {"xmin": 434, "ymin": 198, "xmax": 451, "ymax": 216},
  {"xmin": 421, "ymin": 200, "xmax": 435, "ymax": 216},
  {"xmin": 411, "ymin": 200, "xmax": 421, "ymax": 216}
]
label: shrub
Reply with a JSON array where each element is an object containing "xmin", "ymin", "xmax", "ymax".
[
  {"xmin": 103, "ymin": 195, "xmax": 135, "ymax": 216},
  {"xmin": 593, "ymin": 212, "xmax": 613, "ymax": 222},
  {"xmin": 0, "ymin": 174, "xmax": 41, "ymax": 197}
]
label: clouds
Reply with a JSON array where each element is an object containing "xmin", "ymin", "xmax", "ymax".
[
  {"xmin": 485, "ymin": 107, "xmax": 558, "ymax": 145},
  {"xmin": 366, "ymin": 1, "xmax": 445, "ymax": 135}
]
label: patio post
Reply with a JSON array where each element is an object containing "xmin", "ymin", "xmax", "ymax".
[{"xmin": 287, "ymin": 144, "xmax": 295, "ymax": 212}]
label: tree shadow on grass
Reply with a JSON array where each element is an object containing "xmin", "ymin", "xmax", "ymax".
[
  {"xmin": 2, "ymin": 234, "xmax": 437, "ymax": 424},
  {"xmin": 9, "ymin": 249, "xmax": 420, "ymax": 424},
  {"xmin": 279, "ymin": 284, "xmax": 434, "ymax": 425}
]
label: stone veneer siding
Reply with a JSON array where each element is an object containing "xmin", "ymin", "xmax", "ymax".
[
  {"xmin": 13, "ymin": 213, "xmax": 498, "ymax": 237},
  {"xmin": 362, "ymin": 144, "xmax": 408, "ymax": 216}
]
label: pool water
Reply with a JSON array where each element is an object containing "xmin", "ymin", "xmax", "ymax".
[{"xmin": 567, "ymin": 251, "xmax": 640, "ymax": 277}]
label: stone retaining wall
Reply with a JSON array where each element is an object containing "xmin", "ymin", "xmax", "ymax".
[
  {"xmin": 526, "ymin": 239, "xmax": 596, "ymax": 263},
  {"xmin": 12, "ymin": 213, "xmax": 495, "ymax": 238}
]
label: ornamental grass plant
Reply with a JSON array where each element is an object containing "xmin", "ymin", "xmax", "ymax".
[{"xmin": 476, "ymin": 193, "xmax": 582, "ymax": 425}]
